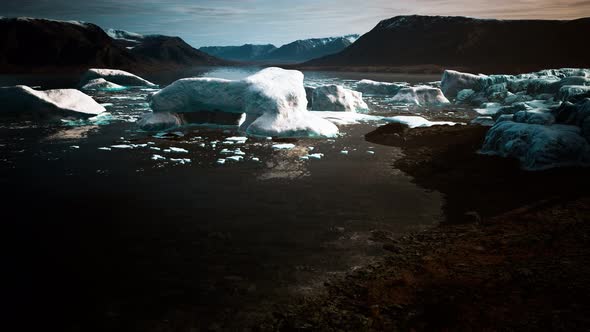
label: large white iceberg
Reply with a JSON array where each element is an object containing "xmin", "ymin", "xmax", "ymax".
[
  {"xmin": 311, "ymin": 85, "xmax": 368, "ymax": 112},
  {"xmin": 79, "ymin": 68, "xmax": 157, "ymax": 88},
  {"xmin": 149, "ymin": 67, "xmax": 338, "ymax": 138},
  {"xmin": 355, "ymin": 79, "xmax": 407, "ymax": 95},
  {"xmin": 480, "ymin": 121, "xmax": 590, "ymax": 170},
  {"xmin": 0, "ymin": 85, "xmax": 105, "ymax": 118},
  {"xmin": 390, "ymin": 86, "xmax": 450, "ymax": 106}
]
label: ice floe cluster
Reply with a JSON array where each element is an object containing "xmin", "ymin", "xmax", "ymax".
[{"xmin": 440, "ymin": 68, "xmax": 590, "ymax": 170}]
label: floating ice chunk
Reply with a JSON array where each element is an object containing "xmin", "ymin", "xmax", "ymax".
[
  {"xmin": 226, "ymin": 155, "xmax": 243, "ymax": 162},
  {"xmin": 558, "ymin": 85, "xmax": 590, "ymax": 101},
  {"xmin": 475, "ymin": 102, "xmax": 503, "ymax": 115},
  {"xmin": 79, "ymin": 68, "xmax": 157, "ymax": 87},
  {"xmin": 80, "ymin": 78, "xmax": 126, "ymax": 91},
  {"xmin": 513, "ymin": 109, "xmax": 555, "ymax": 125},
  {"xmin": 111, "ymin": 144, "xmax": 134, "ymax": 149},
  {"xmin": 308, "ymin": 153, "xmax": 324, "ymax": 159},
  {"xmin": 272, "ymin": 143, "xmax": 296, "ymax": 150},
  {"xmin": 149, "ymin": 67, "xmax": 339, "ymax": 138},
  {"xmin": 390, "ymin": 86, "xmax": 450, "ymax": 106},
  {"xmin": 167, "ymin": 147, "xmax": 188, "ymax": 153},
  {"xmin": 220, "ymin": 148, "xmax": 233, "ymax": 154},
  {"xmin": 225, "ymin": 136, "xmax": 248, "ymax": 143},
  {"xmin": 151, "ymin": 154, "xmax": 166, "ymax": 161},
  {"xmin": 170, "ymin": 158, "xmax": 191, "ymax": 164},
  {"xmin": 137, "ymin": 112, "xmax": 184, "ymax": 131},
  {"xmin": 311, "ymin": 85, "xmax": 369, "ymax": 112},
  {"xmin": 470, "ymin": 116, "xmax": 495, "ymax": 126},
  {"xmin": 98, "ymin": 147, "xmax": 111, "ymax": 151},
  {"xmin": 70, "ymin": 145, "xmax": 80, "ymax": 149},
  {"xmin": 383, "ymin": 115, "xmax": 457, "ymax": 128},
  {"xmin": 311, "ymin": 111, "xmax": 383, "ymax": 125},
  {"xmin": 441, "ymin": 70, "xmax": 505, "ymax": 98},
  {"xmin": 0, "ymin": 85, "xmax": 106, "ymax": 118},
  {"xmin": 340, "ymin": 150, "xmax": 349, "ymax": 155},
  {"xmin": 150, "ymin": 146, "xmax": 161, "ymax": 151},
  {"xmin": 216, "ymin": 159, "xmax": 226, "ymax": 165},
  {"xmin": 251, "ymin": 157, "xmax": 260, "ymax": 162},
  {"xmin": 355, "ymin": 79, "xmax": 408, "ymax": 95},
  {"xmin": 367, "ymin": 151, "xmax": 375, "ymax": 155},
  {"xmin": 480, "ymin": 121, "xmax": 590, "ymax": 170},
  {"xmin": 299, "ymin": 156, "xmax": 310, "ymax": 160}
]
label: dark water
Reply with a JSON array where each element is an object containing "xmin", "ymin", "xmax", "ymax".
[{"xmin": 2, "ymin": 68, "xmax": 448, "ymax": 331}]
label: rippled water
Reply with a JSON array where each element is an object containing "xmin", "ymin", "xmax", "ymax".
[{"xmin": 2, "ymin": 67, "xmax": 470, "ymax": 330}]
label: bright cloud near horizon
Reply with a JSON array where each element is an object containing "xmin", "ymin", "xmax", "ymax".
[{"xmin": 1, "ymin": 0, "xmax": 589, "ymax": 47}]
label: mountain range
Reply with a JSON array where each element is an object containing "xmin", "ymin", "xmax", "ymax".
[
  {"xmin": 200, "ymin": 35, "xmax": 359, "ymax": 63},
  {"xmin": 0, "ymin": 17, "xmax": 228, "ymax": 73},
  {"xmin": 302, "ymin": 15, "xmax": 590, "ymax": 73}
]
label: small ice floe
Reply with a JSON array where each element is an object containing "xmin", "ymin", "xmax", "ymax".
[
  {"xmin": 226, "ymin": 155, "xmax": 244, "ymax": 162},
  {"xmin": 151, "ymin": 154, "xmax": 166, "ymax": 161},
  {"xmin": 170, "ymin": 158, "xmax": 191, "ymax": 164},
  {"xmin": 100, "ymin": 103, "xmax": 114, "ymax": 107},
  {"xmin": 70, "ymin": 145, "xmax": 80, "ymax": 149},
  {"xmin": 251, "ymin": 157, "xmax": 260, "ymax": 162},
  {"xmin": 272, "ymin": 143, "xmax": 296, "ymax": 150},
  {"xmin": 198, "ymin": 143, "xmax": 206, "ymax": 147},
  {"xmin": 168, "ymin": 147, "xmax": 188, "ymax": 153},
  {"xmin": 220, "ymin": 148, "xmax": 244, "ymax": 155},
  {"xmin": 367, "ymin": 151, "xmax": 375, "ymax": 155},
  {"xmin": 225, "ymin": 136, "xmax": 248, "ymax": 144},
  {"xmin": 265, "ymin": 137, "xmax": 273, "ymax": 140},
  {"xmin": 97, "ymin": 147, "xmax": 111, "ymax": 151},
  {"xmin": 340, "ymin": 150, "xmax": 349, "ymax": 155},
  {"xmin": 299, "ymin": 156, "xmax": 310, "ymax": 160},
  {"xmin": 308, "ymin": 147, "xmax": 315, "ymax": 151},
  {"xmin": 150, "ymin": 146, "xmax": 161, "ymax": 151},
  {"xmin": 308, "ymin": 153, "xmax": 324, "ymax": 160},
  {"xmin": 216, "ymin": 159, "xmax": 226, "ymax": 165},
  {"xmin": 111, "ymin": 144, "xmax": 134, "ymax": 149}
]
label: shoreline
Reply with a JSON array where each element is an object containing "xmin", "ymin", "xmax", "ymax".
[{"xmin": 266, "ymin": 123, "xmax": 590, "ymax": 330}]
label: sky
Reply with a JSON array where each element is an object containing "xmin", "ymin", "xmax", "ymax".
[{"xmin": 1, "ymin": 0, "xmax": 589, "ymax": 47}]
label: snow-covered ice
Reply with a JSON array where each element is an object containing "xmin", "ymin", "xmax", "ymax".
[
  {"xmin": 480, "ymin": 121, "xmax": 590, "ymax": 170},
  {"xmin": 390, "ymin": 86, "xmax": 450, "ymax": 106},
  {"xmin": 310, "ymin": 85, "xmax": 369, "ymax": 112},
  {"xmin": 148, "ymin": 67, "xmax": 338, "ymax": 138},
  {"xmin": 79, "ymin": 69, "xmax": 157, "ymax": 88},
  {"xmin": 0, "ymin": 85, "xmax": 105, "ymax": 118},
  {"xmin": 272, "ymin": 143, "xmax": 296, "ymax": 150},
  {"xmin": 80, "ymin": 78, "xmax": 126, "ymax": 91},
  {"xmin": 355, "ymin": 79, "xmax": 408, "ymax": 95}
]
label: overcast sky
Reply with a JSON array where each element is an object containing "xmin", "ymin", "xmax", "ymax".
[{"xmin": 1, "ymin": 0, "xmax": 589, "ymax": 47}]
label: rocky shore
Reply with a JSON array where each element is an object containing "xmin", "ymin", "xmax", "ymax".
[{"xmin": 266, "ymin": 123, "xmax": 590, "ymax": 331}]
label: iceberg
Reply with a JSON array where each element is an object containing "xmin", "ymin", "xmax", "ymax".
[
  {"xmin": 0, "ymin": 85, "xmax": 105, "ymax": 118},
  {"xmin": 355, "ymin": 79, "xmax": 407, "ymax": 95},
  {"xmin": 390, "ymin": 86, "xmax": 450, "ymax": 106},
  {"xmin": 79, "ymin": 68, "xmax": 157, "ymax": 88},
  {"xmin": 149, "ymin": 67, "xmax": 338, "ymax": 138},
  {"xmin": 310, "ymin": 85, "xmax": 369, "ymax": 112},
  {"xmin": 80, "ymin": 78, "xmax": 126, "ymax": 91},
  {"xmin": 513, "ymin": 109, "xmax": 555, "ymax": 125},
  {"xmin": 558, "ymin": 85, "xmax": 590, "ymax": 101},
  {"xmin": 383, "ymin": 115, "xmax": 457, "ymax": 128},
  {"xmin": 137, "ymin": 112, "xmax": 184, "ymax": 131},
  {"xmin": 480, "ymin": 121, "xmax": 590, "ymax": 170},
  {"xmin": 441, "ymin": 70, "xmax": 500, "ymax": 99},
  {"xmin": 470, "ymin": 116, "xmax": 495, "ymax": 126}
]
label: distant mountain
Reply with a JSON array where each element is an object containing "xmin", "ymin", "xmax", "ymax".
[
  {"xmin": 303, "ymin": 15, "xmax": 590, "ymax": 73},
  {"xmin": 264, "ymin": 35, "xmax": 359, "ymax": 63},
  {"xmin": 199, "ymin": 34, "xmax": 359, "ymax": 63},
  {"xmin": 200, "ymin": 44, "xmax": 277, "ymax": 62},
  {"xmin": 0, "ymin": 17, "xmax": 229, "ymax": 73}
]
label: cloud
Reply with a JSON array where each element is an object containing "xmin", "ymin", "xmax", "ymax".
[{"xmin": 0, "ymin": 0, "xmax": 589, "ymax": 46}]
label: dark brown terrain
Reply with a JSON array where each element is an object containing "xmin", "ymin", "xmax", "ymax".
[
  {"xmin": 266, "ymin": 124, "xmax": 590, "ymax": 331},
  {"xmin": 303, "ymin": 15, "xmax": 590, "ymax": 74}
]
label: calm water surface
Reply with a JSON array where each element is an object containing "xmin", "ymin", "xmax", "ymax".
[{"xmin": 2, "ymin": 67, "xmax": 456, "ymax": 330}]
